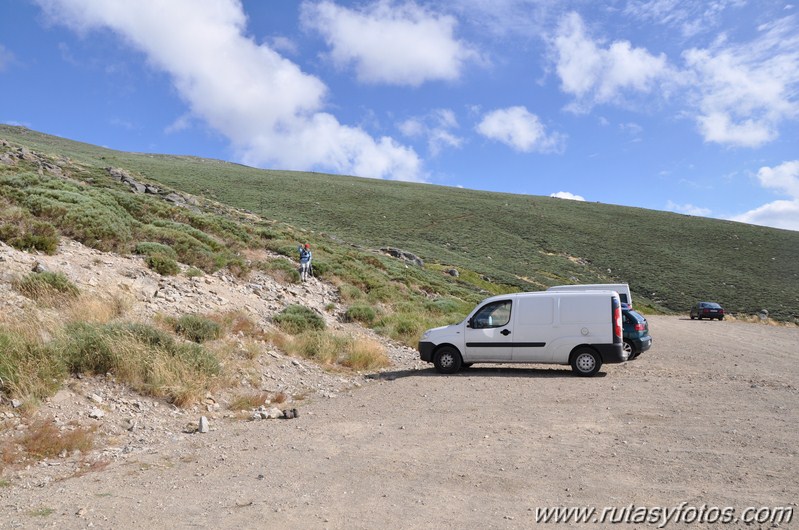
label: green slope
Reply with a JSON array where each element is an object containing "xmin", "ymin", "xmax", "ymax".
[{"xmin": 2, "ymin": 125, "xmax": 797, "ymax": 320}]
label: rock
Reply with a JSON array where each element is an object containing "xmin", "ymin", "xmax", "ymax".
[
  {"xmin": 266, "ymin": 407, "xmax": 284, "ymax": 419},
  {"xmin": 88, "ymin": 408, "xmax": 105, "ymax": 419},
  {"xmin": 164, "ymin": 193, "xmax": 185, "ymax": 204},
  {"xmin": 380, "ymin": 247, "xmax": 424, "ymax": 267},
  {"xmin": 199, "ymin": 416, "xmax": 210, "ymax": 433},
  {"xmin": 11, "ymin": 399, "xmax": 23, "ymax": 409},
  {"xmin": 90, "ymin": 393, "xmax": 104, "ymax": 404},
  {"xmin": 31, "ymin": 261, "xmax": 48, "ymax": 273},
  {"xmin": 758, "ymin": 309, "xmax": 769, "ymax": 320},
  {"xmin": 446, "ymin": 268, "xmax": 459, "ymax": 277}
]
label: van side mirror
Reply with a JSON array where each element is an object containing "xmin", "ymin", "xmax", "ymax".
[{"xmin": 467, "ymin": 318, "xmax": 473, "ymax": 328}]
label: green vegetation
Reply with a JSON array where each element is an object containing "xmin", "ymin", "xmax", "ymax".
[
  {"xmin": 173, "ymin": 314, "xmax": 223, "ymax": 343},
  {"xmin": 273, "ymin": 305, "xmax": 326, "ymax": 335},
  {"xmin": 2, "ymin": 124, "xmax": 798, "ymax": 325},
  {"xmin": 344, "ymin": 304, "xmax": 377, "ymax": 325},
  {"xmin": 13, "ymin": 271, "xmax": 80, "ymax": 302}
]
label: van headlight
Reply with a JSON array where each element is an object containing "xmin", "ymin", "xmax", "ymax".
[{"xmin": 420, "ymin": 329, "xmax": 431, "ymax": 341}]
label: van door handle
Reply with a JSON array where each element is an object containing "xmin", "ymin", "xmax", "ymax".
[{"xmin": 500, "ymin": 329, "xmax": 511, "ymax": 336}]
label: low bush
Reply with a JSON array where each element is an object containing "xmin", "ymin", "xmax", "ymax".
[
  {"xmin": 273, "ymin": 305, "xmax": 326, "ymax": 335},
  {"xmin": 174, "ymin": 315, "xmax": 223, "ymax": 343},
  {"xmin": 134, "ymin": 241, "xmax": 178, "ymax": 260},
  {"xmin": 146, "ymin": 254, "xmax": 180, "ymax": 276},
  {"xmin": 344, "ymin": 304, "xmax": 376, "ymax": 325},
  {"xmin": 257, "ymin": 258, "xmax": 300, "ymax": 284}
]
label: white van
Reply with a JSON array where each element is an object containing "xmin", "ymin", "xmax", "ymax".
[
  {"xmin": 418, "ymin": 290, "xmax": 626, "ymax": 376},
  {"xmin": 547, "ymin": 283, "xmax": 633, "ymax": 308}
]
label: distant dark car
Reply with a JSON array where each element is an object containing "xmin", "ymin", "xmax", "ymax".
[
  {"xmin": 622, "ymin": 307, "xmax": 652, "ymax": 359},
  {"xmin": 690, "ymin": 302, "xmax": 725, "ymax": 320}
]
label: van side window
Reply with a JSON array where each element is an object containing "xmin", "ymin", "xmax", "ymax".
[{"xmin": 472, "ymin": 300, "xmax": 511, "ymax": 329}]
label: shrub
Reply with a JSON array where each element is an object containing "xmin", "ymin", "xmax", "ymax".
[
  {"xmin": 13, "ymin": 272, "xmax": 79, "ymax": 302},
  {"xmin": 258, "ymin": 258, "xmax": 300, "ymax": 284},
  {"xmin": 171, "ymin": 342, "xmax": 221, "ymax": 375},
  {"xmin": 174, "ymin": 315, "xmax": 223, "ymax": 343},
  {"xmin": 273, "ymin": 305, "xmax": 326, "ymax": 335},
  {"xmin": 344, "ymin": 304, "xmax": 376, "ymax": 325},
  {"xmin": 0, "ymin": 218, "xmax": 59, "ymax": 254},
  {"xmin": 338, "ymin": 283, "xmax": 363, "ymax": 302},
  {"xmin": 146, "ymin": 254, "xmax": 180, "ymax": 276},
  {"xmin": 185, "ymin": 267, "xmax": 204, "ymax": 278},
  {"xmin": 134, "ymin": 241, "xmax": 178, "ymax": 260},
  {"xmin": 59, "ymin": 322, "xmax": 118, "ymax": 375}
]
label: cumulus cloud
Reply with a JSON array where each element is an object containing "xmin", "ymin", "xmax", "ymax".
[
  {"xmin": 551, "ymin": 12, "xmax": 671, "ymax": 112},
  {"xmin": 550, "ymin": 191, "xmax": 585, "ymax": 201},
  {"xmin": 35, "ymin": 0, "xmax": 423, "ymax": 180},
  {"xmin": 399, "ymin": 109, "xmax": 463, "ymax": 156},
  {"xmin": 665, "ymin": 200, "xmax": 711, "ymax": 217},
  {"xmin": 301, "ymin": 0, "xmax": 480, "ymax": 87},
  {"xmin": 476, "ymin": 106, "xmax": 564, "ymax": 153},
  {"xmin": 733, "ymin": 160, "xmax": 799, "ymax": 231},
  {"xmin": 682, "ymin": 17, "xmax": 799, "ymax": 148}
]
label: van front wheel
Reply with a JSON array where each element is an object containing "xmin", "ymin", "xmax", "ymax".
[
  {"xmin": 571, "ymin": 348, "xmax": 601, "ymax": 377},
  {"xmin": 433, "ymin": 346, "xmax": 462, "ymax": 374}
]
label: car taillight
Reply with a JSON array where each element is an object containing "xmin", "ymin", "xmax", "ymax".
[
  {"xmin": 613, "ymin": 302, "xmax": 622, "ymax": 342},
  {"xmin": 634, "ymin": 323, "xmax": 646, "ymax": 331}
]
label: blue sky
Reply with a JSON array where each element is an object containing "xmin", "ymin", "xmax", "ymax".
[{"xmin": 1, "ymin": 1, "xmax": 798, "ymax": 231}]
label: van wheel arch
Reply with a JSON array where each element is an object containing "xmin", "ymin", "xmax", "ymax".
[
  {"xmin": 569, "ymin": 346, "xmax": 602, "ymax": 377},
  {"xmin": 433, "ymin": 345, "xmax": 462, "ymax": 374}
]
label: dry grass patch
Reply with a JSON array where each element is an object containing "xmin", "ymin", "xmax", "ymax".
[
  {"xmin": 228, "ymin": 390, "xmax": 287, "ymax": 411},
  {"xmin": 277, "ymin": 330, "xmax": 391, "ymax": 371},
  {"xmin": 341, "ymin": 338, "xmax": 390, "ymax": 370},
  {"xmin": 64, "ymin": 293, "xmax": 130, "ymax": 324},
  {"xmin": 10, "ymin": 419, "xmax": 96, "ymax": 463}
]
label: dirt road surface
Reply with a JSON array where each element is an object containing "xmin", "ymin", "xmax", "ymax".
[{"xmin": 1, "ymin": 316, "xmax": 797, "ymax": 529}]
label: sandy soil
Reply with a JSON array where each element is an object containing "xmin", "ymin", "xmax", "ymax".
[{"xmin": 1, "ymin": 315, "xmax": 797, "ymax": 529}]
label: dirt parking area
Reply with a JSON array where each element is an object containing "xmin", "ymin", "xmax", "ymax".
[{"xmin": 1, "ymin": 316, "xmax": 797, "ymax": 529}]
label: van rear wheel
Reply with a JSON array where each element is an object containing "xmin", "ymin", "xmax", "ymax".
[
  {"xmin": 571, "ymin": 347, "xmax": 601, "ymax": 377},
  {"xmin": 433, "ymin": 346, "xmax": 462, "ymax": 374}
]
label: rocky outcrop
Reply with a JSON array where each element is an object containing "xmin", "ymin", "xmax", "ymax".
[{"xmin": 381, "ymin": 247, "xmax": 424, "ymax": 267}]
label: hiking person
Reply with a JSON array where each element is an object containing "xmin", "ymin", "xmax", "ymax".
[{"xmin": 298, "ymin": 243, "xmax": 312, "ymax": 281}]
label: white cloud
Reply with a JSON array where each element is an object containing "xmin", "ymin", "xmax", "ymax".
[
  {"xmin": 683, "ymin": 16, "xmax": 799, "ymax": 147},
  {"xmin": 476, "ymin": 106, "xmax": 564, "ymax": 153},
  {"xmin": 550, "ymin": 191, "xmax": 585, "ymax": 201},
  {"xmin": 732, "ymin": 199, "xmax": 799, "ymax": 231},
  {"xmin": 35, "ymin": 0, "xmax": 423, "ymax": 181},
  {"xmin": 732, "ymin": 160, "xmax": 799, "ymax": 230},
  {"xmin": 624, "ymin": 0, "xmax": 746, "ymax": 38},
  {"xmin": 665, "ymin": 200, "xmax": 712, "ymax": 216},
  {"xmin": 551, "ymin": 12, "xmax": 671, "ymax": 112},
  {"xmin": 399, "ymin": 109, "xmax": 463, "ymax": 156},
  {"xmin": 0, "ymin": 44, "xmax": 14, "ymax": 71},
  {"xmin": 301, "ymin": 0, "xmax": 480, "ymax": 87}
]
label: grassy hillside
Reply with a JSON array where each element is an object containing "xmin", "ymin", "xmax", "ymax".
[{"xmin": 2, "ymin": 124, "xmax": 798, "ymax": 321}]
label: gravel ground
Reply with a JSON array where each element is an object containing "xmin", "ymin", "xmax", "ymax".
[{"xmin": 2, "ymin": 315, "xmax": 797, "ymax": 529}]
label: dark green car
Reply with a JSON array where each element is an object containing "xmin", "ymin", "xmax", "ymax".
[{"xmin": 622, "ymin": 307, "xmax": 652, "ymax": 360}]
